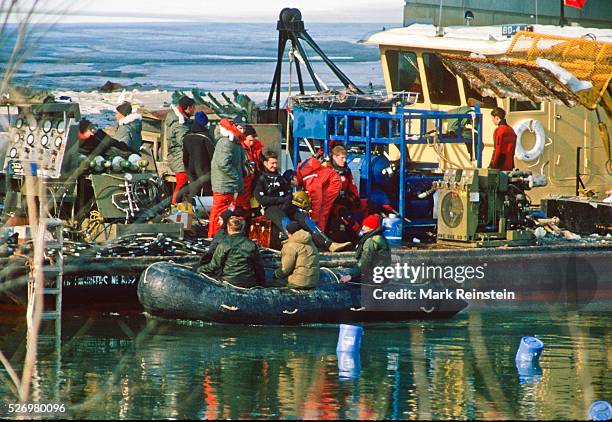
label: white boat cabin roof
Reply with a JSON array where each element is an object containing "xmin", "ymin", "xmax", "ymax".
[{"xmin": 360, "ymin": 23, "xmax": 612, "ymax": 55}]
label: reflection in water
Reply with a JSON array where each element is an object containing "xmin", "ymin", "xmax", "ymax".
[{"xmin": 0, "ymin": 310, "xmax": 610, "ymax": 420}]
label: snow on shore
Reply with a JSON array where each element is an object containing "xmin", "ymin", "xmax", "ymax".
[{"xmin": 52, "ymin": 89, "xmax": 280, "ymax": 127}]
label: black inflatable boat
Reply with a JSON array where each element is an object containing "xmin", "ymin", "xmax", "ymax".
[{"xmin": 137, "ymin": 262, "xmax": 467, "ymax": 325}]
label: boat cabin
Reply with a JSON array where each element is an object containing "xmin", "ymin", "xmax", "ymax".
[{"xmin": 361, "ymin": 23, "xmax": 612, "ymax": 203}]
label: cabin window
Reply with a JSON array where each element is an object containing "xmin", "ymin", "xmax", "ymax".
[
  {"xmin": 385, "ymin": 50, "xmax": 424, "ymax": 102},
  {"xmin": 422, "ymin": 53, "xmax": 461, "ymax": 106},
  {"xmin": 463, "ymin": 81, "xmax": 497, "ymax": 108},
  {"xmin": 510, "ymin": 99, "xmax": 542, "ymax": 112}
]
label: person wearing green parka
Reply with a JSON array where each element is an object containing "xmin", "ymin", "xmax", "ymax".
[
  {"xmin": 198, "ymin": 216, "xmax": 264, "ymax": 288},
  {"xmin": 114, "ymin": 101, "xmax": 143, "ymax": 152},
  {"xmin": 207, "ymin": 118, "xmax": 246, "ymax": 237},
  {"xmin": 167, "ymin": 96, "xmax": 195, "ymax": 204},
  {"xmin": 340, "ymin": 214, "xmax": 391, "ymax": 283}
]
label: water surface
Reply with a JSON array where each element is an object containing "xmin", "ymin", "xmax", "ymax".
[{"xmin": 0, "ymin": 310, "xmax": 610, "ymax": 419}]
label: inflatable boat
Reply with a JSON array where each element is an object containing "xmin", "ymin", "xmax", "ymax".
[{"xmin": 137, "ymin": 262, "xmax": 468, "ymax": 325}]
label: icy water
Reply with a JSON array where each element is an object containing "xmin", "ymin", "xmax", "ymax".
[
  {"xmin": 3, "ymin": 22, "xmax": 387, "ymax": 92},
  {"xmin": 0, "ymin": 310, "xmax": 610, "ymax": 420}
]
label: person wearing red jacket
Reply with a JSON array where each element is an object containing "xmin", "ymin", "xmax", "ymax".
[
  {"xmin": 489, "ymin": 107, "xmax": 517, "ymax": 171},
  {"xmin": 235, "ymin": 125, "xmax": 264, "ymax": 211},
  {"xmin": 295, "ymin": 156, "xmax": 341, "ymax": 232},
  {"xmin": 324, "ymin": 145, "xmax": 364, "ymax": 243}
]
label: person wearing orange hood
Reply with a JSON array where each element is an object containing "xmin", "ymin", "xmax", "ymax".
[
  {"xmin": 235, "ymin": 125, "xmax": 264, "ymax": 212},
  {"xmin": 295, "ymin": 156, "xmax": 342, "ymax": 232},
  {"xmin": 208, "ymin": 118, "xmax": 246, "ymax": 237}
]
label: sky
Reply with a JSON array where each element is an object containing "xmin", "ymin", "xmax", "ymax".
[{"xmin": 6, "ymin": 0, "xmax": 404, "ymax": 23}]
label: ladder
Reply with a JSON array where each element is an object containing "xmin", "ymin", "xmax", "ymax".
[
  {"xmin": 26, "ymin": 218, "xmax": 63, "ymax": 403},
  {"xmin": 26, "ymin": 218, "xmax": 64, "ymax": 324}
]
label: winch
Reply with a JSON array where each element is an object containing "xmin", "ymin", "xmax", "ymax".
[{"xmin": 433, "ymin": 168, "xmax": 546, "ymax": 247}]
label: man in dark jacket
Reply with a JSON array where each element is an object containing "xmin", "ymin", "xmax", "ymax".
[
  {"xmin": 182, "ymin": 111, "xmax": 214, "ymax": 200},
  {"xmin": 253, "ymin": 151, "xmax": 350, "ymax": 252},
  {"xmin": 78, "ymin": 119, "xmax": 137, "ymax": 159},
  {"xmin": 198, "ymin": 216, "xmax": 264, "ymax": 288},
  {"xmin": 340, "ymin": 214, "xmax": 391, "ymax": 283}
]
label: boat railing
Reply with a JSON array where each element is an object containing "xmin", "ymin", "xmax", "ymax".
[{"xmin": 291, "ymin": 105, "xmax": 483, "ymax": 225}]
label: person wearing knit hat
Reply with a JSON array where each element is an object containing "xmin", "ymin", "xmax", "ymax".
[
  {"xmin": 114, "ymin": 101, "xmax": 142, "ymax": 152},
  {"xmin": 232, "ymin": 114, "xmax": 248, "ymax": 131},
  {"xmin": 339, "ymin": 214, "xmax": 390, "ymax": 284},
  {"xmin": 208, "ymin": 118, "xmax": 246, "ymax": 237},
  {"xmin": 361, "ymin": 214, "xmax": 381, "ymax": 231},
  {"xmin": 181, "ymin": 111, "xmax": 214, "ymax": 203},
  {"xmin": 116, "ymin": 101, "xmax": 132, "ymax": 117},
  {"xmin": 168, "ymin": 96, "xmax": 196, "ymax": 204}
]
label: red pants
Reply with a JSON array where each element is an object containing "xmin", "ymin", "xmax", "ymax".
[
  {"xmin": 208, "ymin": 192, "xmax": 235, "ymax": 237},
  {"xmin": 234, "ymin": 175, "xmax": 255, "ymax": 211},
  {"xmin": 172, "ymin": 172, "xmax": 189, "ymax": 205},
  {"xmin": 303, "ymin": 168, "xmax": 341, "ymax": 231}
]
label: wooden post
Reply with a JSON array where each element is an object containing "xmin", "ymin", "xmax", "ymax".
[{"xmin": 559, "ymin": 0, "xmax": 566, "ymax": 27}]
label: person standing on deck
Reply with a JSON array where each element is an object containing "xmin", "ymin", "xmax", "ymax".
[
  {"xmin": 489, "ymin": 107, "xmax": 517, "ymax": 171},
  {"xmin": 198, "ymin": 216, "xmax": 264, "ymax": 288},
  {"xmin": 323, "ymin": 145, "xmax": 364, "ymax": 243},
  {"xmin": 114, "ymin": 101, "xmax": 143, "ymax": 152},
  {"xmin": 208, "ymin": 118, "xmax": 245, "ymax": 237},
  {"xmin": 235, "ymin": 125, "xmax": 264, "ymax": 212},
  {"xmin": 339, "ymin": 214, "xmax": 391, "ymax": 284},
  {"xmin": 233, "ymin": 114, "xmax": 249, "ymax": 134},
  {"xmin": 182, "ymin": 111, "xmax": 215, "ymax": 201},
  {"xmin": 446, "ymin": 97, "xmax": 480, "ymax": 160},
  {"xmin": 295, "ymin": 155, "xmax": 342, "ymax": 232},
  {"xmin": 168, "ymin": 96, "xmax": 195, "ymax": 204},
  {"xmin": 272, "ymin": 222, "xmax": 320, "ymax": 290}
]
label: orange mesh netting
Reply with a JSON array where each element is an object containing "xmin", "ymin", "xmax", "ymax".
[
  {"xmin": 505, "ymin": 31, "xmax": 611, "ymax": 110},
  {"xmin": 439, "ymin": 31, "xmax": 611, "ymax": 115}
]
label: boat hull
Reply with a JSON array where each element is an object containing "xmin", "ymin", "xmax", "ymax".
[{"xmin": 137, "ymin": 262, "xmax": 467, "ymax": 325}]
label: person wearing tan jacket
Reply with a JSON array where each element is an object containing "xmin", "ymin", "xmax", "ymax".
[{"xmin": 273, "ymin": 222, "xmax": 320, "ymax": 289}]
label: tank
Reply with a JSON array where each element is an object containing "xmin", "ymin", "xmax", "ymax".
[{"xmin": 383, "ymin": 214, "xmax": 403, "ymax": 246}]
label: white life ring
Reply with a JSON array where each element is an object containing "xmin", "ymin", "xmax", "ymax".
[{"xmin": 514, "ymin": 119, "xmax": 546, "ymax": 162}]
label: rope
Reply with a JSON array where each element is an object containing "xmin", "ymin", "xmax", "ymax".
[
  {"xmin": 320, "ymin": 267, "xmax": 339, "ymax": 283},
  {"xmin": 427, "ymin": 132, "xmax": 462, "ymax": 168}
]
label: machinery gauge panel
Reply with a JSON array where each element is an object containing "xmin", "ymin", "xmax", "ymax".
[
  {"xmin": 26, "ymin": 133, "xmax": 35, "ymax": 145},
  {"xmin": 54, "ymin": 136, "xmax": 63, "ymax": 147},
  {"xmin": 42, "ymin": 119, "xmax": 53, "ymax": 133},
  {"xmin": 40, "ymin": 135, "xmax": 49, "ymax": 147},
  {"xmin": 14, "ymin": 117, "xmax": 24, "ymax": 129}
]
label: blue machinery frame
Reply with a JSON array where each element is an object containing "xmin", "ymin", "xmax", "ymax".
[{"xmin": 292, "ymin": 106, "xmax": 483, "ymax": 225}]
